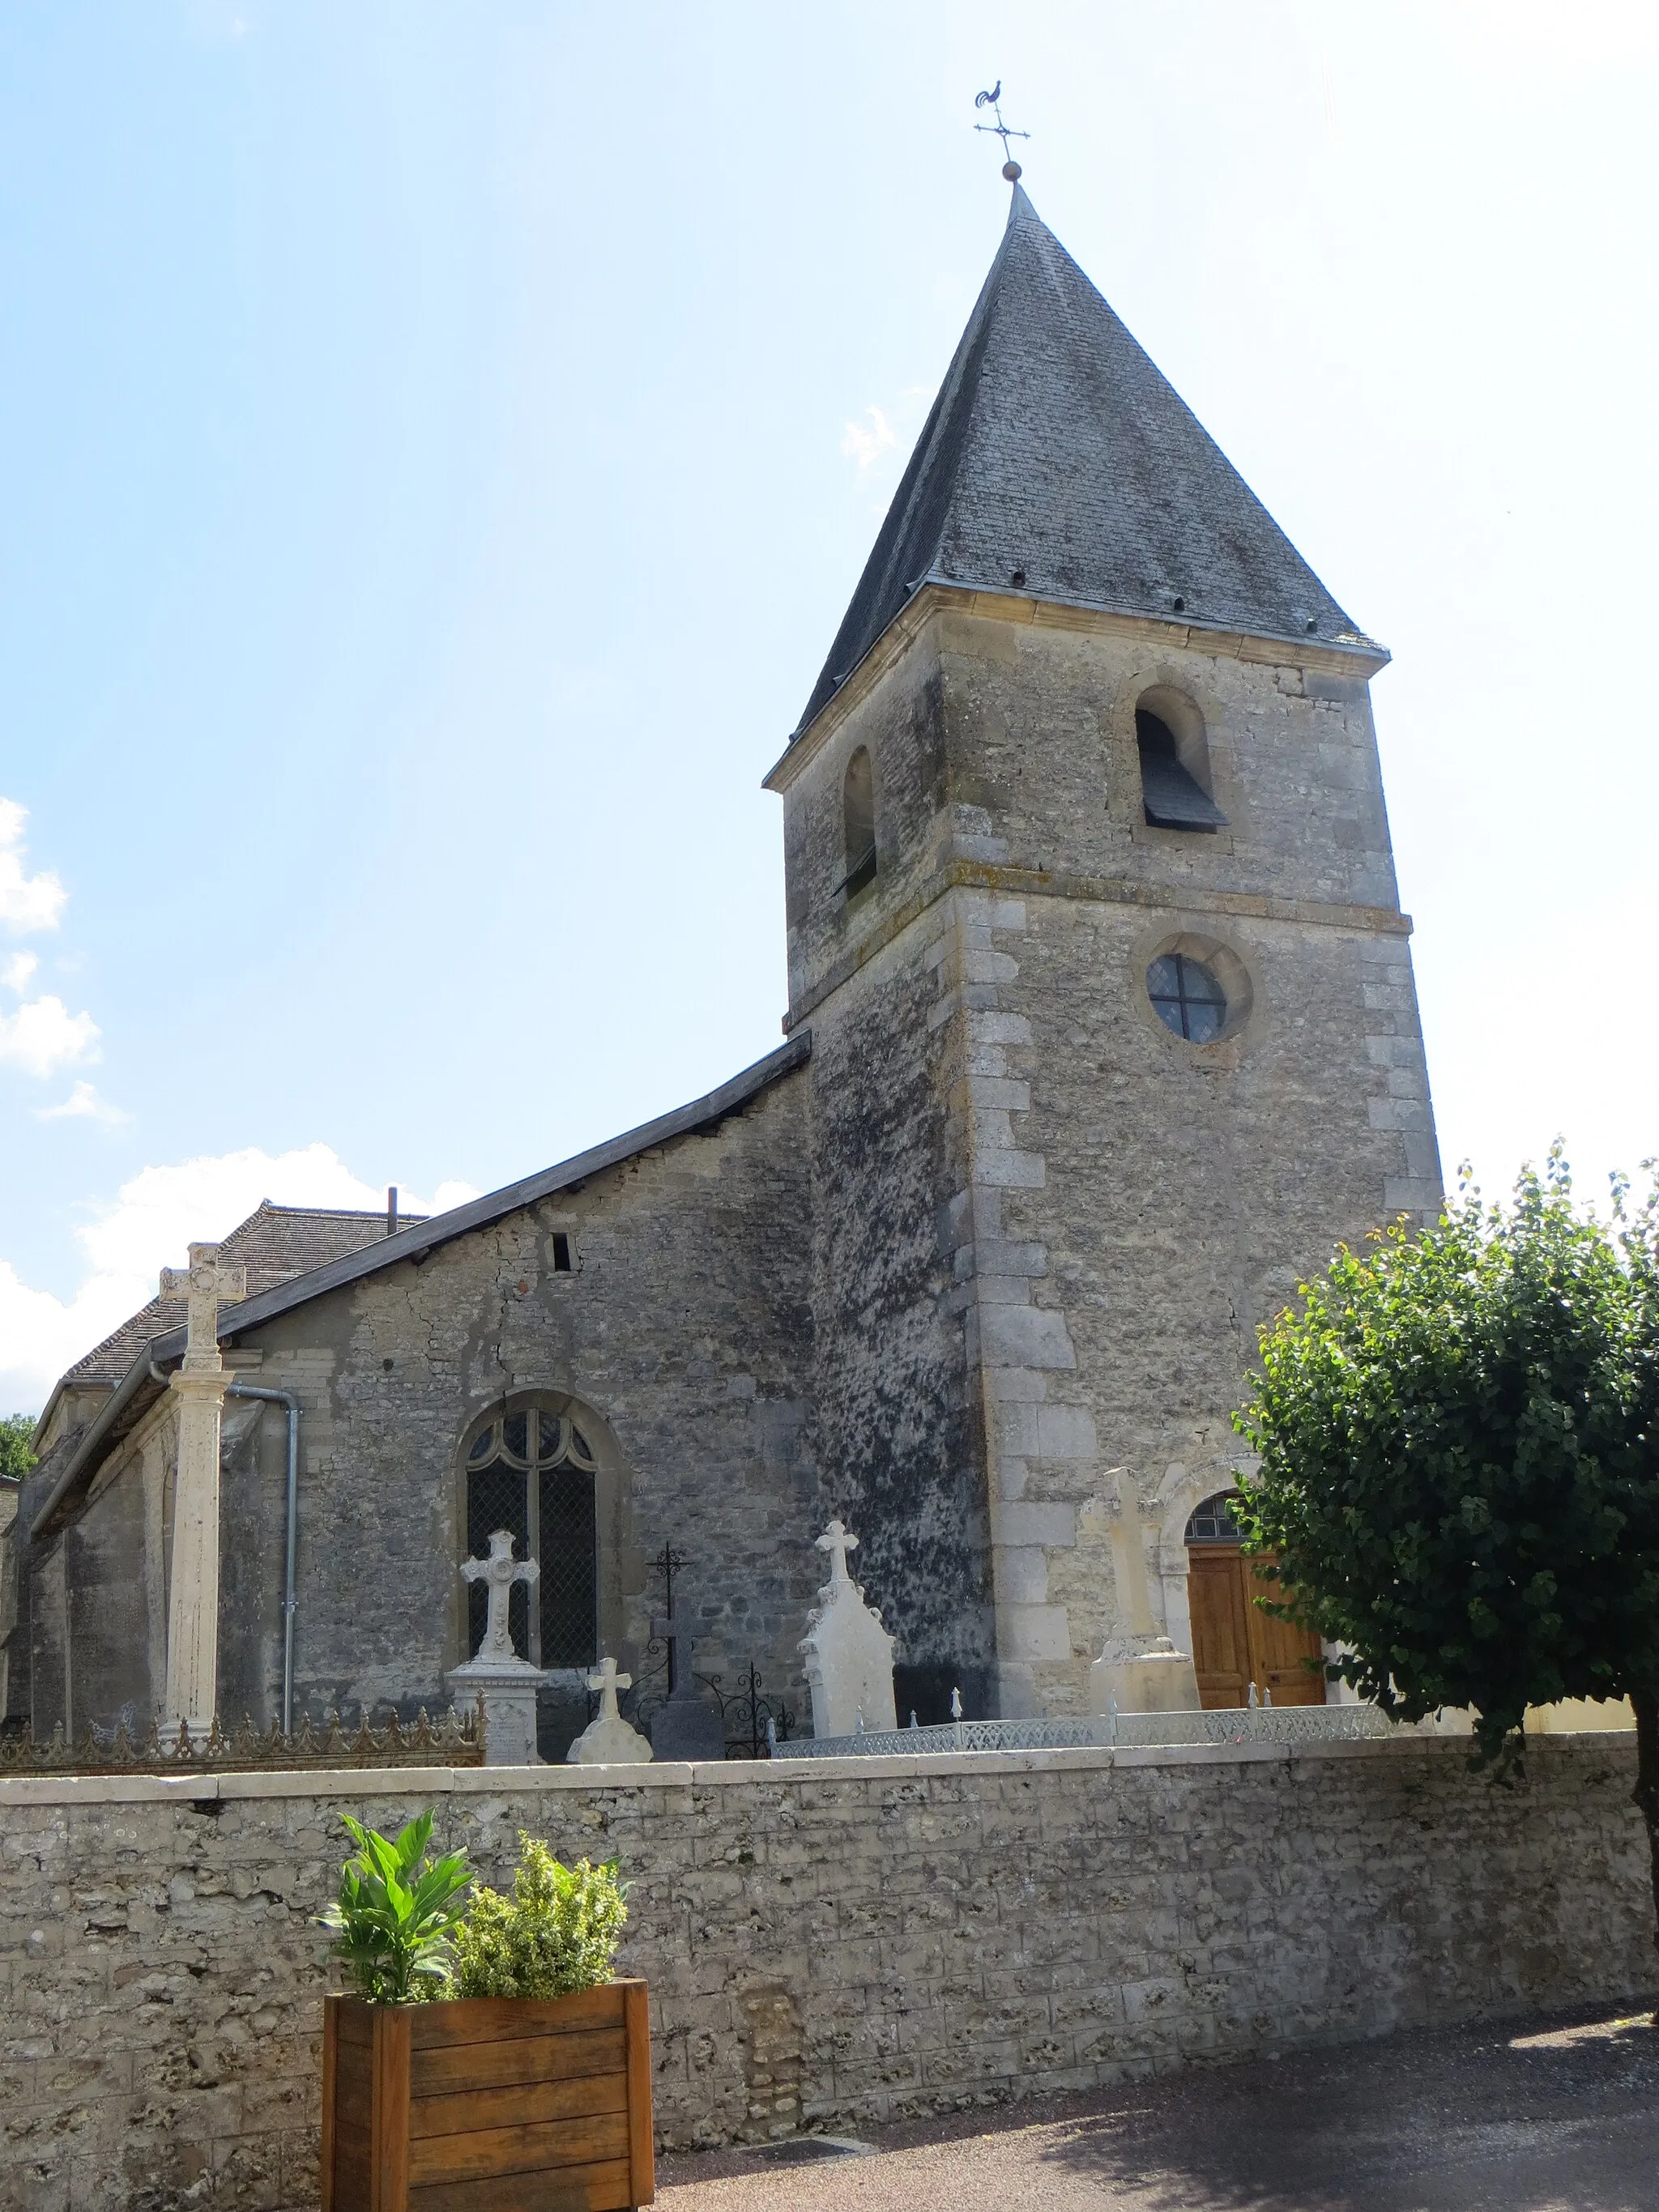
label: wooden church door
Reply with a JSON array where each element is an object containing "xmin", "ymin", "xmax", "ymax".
[{"xmin": 1184, "ymin": 1493, "xmax": 1325, "ymax": 1708}]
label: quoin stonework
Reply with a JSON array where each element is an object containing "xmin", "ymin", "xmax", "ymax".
[{"xmin": 6, "ymin": 185, "xmax": 1444, "ymax": 1757}]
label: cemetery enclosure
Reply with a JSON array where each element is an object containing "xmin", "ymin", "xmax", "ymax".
[{"xmin": 1, "ymin": 1736, "xmax": 1652, "ymax": 2212}]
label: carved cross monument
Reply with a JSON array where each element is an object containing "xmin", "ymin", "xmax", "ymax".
[
  {"xmin": 449, "ymin": 1532, "xmax": 548, "ymax": 1765},
  {"xmin": 648, "ymin": 1606, "xmax": 693, "ymax": 1698},
  {"xmin": 647, "ymin": 1586, "xmax": 724, "ymax": 1762},
  {"xmin": 817, "ymin": 1519, "xmax": 859, "ymax": 1590},
  {"xmin": 588, "ymin": 1652, "xmax": 629, "ymax": 1715},
  {"xmin": 160, "ymin": 1241, "xmax": 246, "ymax": 1737},
  {"xmin": 567, "ymin": 1652, "xmax": 653, "ymax": 1767},
  {"xmin": 461, "ymin": 1529, "xmax": 539, "ymax": 1661},
  {"xmin": 799, "ymin": 1518, "xmax": 898, "ymax": 1738}
]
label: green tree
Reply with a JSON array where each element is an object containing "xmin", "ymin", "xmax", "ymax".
[
  {"xmin": 1234, "ymin": 1153, "xmax": 1659, "ymax": 1957},
  {"xmin": 0, "ymin": 1413, "xmax": 36, "ymax": 1482}
]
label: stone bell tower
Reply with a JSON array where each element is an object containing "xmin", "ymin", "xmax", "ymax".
[{"xmin": 766, "ymin": 184, "xmax": 1439, "ymax": 1720}]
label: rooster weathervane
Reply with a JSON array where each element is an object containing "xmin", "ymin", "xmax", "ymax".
[{"xmin": 975, "ymin": 83, "xmax": 1030, "ymax": 181}]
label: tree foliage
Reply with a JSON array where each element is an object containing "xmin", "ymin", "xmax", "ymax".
[
  {"xmin": 0, "ymin": 1413, "xmax": 36, "ymax": 1482},
  {"xmin": 1234, "ymin": 1153, "xmax": 1659, "ymax": 1950}
]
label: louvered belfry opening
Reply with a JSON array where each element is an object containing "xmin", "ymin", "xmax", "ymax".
[
  {"xmin": 1137, "ymin": 710, "xmax": 1228, "ymax": 831},
  {"xmin": 842, "ymin": 746, "xmax": 877, "ymax": 896},
  {"xmin": 464, "ymin": 1407, "xmax": 599, "ymax": 1667}
]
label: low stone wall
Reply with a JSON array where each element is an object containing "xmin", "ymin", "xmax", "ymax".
[{"xmin": 1, "ymin": 1736, "xmax": 1650, "ymax": 2210}]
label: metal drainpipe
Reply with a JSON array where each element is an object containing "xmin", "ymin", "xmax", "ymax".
[{"xmin": 156, "ymin": 1358, "xmax": 303, "ymax": 1733}]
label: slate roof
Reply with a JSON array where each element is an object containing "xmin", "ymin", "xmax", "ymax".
[
  {"xmin": 61, "ymin": 1203, "xmax": 422, "ymax": 1390},
  {"xmin": 31, "ymin": 1037, "xmax": 811, "ymax": 1539},
  {"xmin": 792, "ymin": 185, "xmax": 1378, "ymax": 741}
]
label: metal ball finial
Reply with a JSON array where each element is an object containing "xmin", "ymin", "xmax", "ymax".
[{"xmin": 1002, "ymin": 160, "xmax": 1022, "ymax": 182}]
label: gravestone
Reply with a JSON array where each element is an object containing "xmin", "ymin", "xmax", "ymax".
[
  {"xmin": 1088, "ymin": 1472, "xmax": 1200, "ymax": 1715},
  {"xmin": 799, "ymin": 1520, "xmax": 897, "ymax": 1738},
  {"xmin": 446, "ymin": 1530, "xmax": 550, "ymax": 1764},
  {"xmin": 567, "ymin": 1656, "xmax": 654, "ymax": 1765},
  {"xmin": 648, "ymin": 1601, "xmax": 726, "ymax": 1762}
]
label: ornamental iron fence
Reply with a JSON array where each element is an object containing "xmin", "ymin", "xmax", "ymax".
[
  {"xmin": 0, "ymin": 1703, "xmax": 485, "ymax": 1775},
  {"xmin": 770, "ymin": 1701, "xmax": 1394, "ymax": 1760}
]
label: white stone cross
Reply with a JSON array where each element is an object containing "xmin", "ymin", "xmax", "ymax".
[
  {"xmin": 816, "ymin": 1519, "xmax": 859, "ymax": 1594},
  {"xmin": 461, "ymin": 1529, "xmax": 540, "ymax": 1660},
  {"xmin": 586, "ymin": 1655, "xmax": 631, "ymax": 1723},
  {"xmin": 160, "ymin": 1242, "xmax": 248, "ymax": 1375}
]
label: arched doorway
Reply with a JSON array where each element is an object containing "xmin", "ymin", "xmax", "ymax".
[{"xmin": 1184, "ymin": 1492, "xmax": 1324, "ymax": 1707}]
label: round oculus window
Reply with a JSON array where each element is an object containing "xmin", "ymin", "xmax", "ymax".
[{"xmin": 1149, "ymin": 952, "xmax": 1226, "ymax": 1042}]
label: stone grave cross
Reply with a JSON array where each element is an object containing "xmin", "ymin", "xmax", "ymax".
[
  {"xmin": 158, "ymin": 1240, "xmax": 246, "ymax": 1737},
  {"xmin": 648, "ymin": 1581, "xmax": 725, "ymax": 1760},
  {"xmin": 650, "ymin": 1606, "xmax": 693, "ymax": 1697},
  {"xmin": 799, "ymin": 1518, "xmax": 897, "ymax": 1738},
  {"xmin": 462, "ymin": 1529, "xmax": 539, "ymax": 1660},
  {"xmin": 160, "ymin": 1242, "xmax": 247, "ymax": 1375},
  {"xmin": 816, "ymin": 1518, "xmax": 859, "ymax": 1592},
  {"xmin": 586, "ymin": 1654, "xmax": 631, "ymax": 1723}
]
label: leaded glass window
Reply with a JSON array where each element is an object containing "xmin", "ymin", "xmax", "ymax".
[
  {"xmin": 1185, "ymin": 1491, "xmax": 1246, "ymax": 1544},
  {"xmin": 464, "ymin": 1408, "xmax": 599, "ymax": 1667},
  {"xmin": 1148, "ymin": 952, "xmax": 1228, "ymax": 1043}
]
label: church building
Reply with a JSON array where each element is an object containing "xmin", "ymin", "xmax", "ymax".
[{"xmin": 4, "ymin": 185, "xmax": 1440, "ymax": 1757}]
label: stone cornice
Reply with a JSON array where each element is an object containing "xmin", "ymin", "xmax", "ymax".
[
  {"xmin": 783, "ymin": 855, "xmax": 1412, "ymax": 1034},
  {"xmin": 763, "ymin": 582, "xmax": 1391, "ymax": 795}
]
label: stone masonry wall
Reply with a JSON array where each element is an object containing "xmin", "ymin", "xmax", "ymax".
[
  {"xmin": 28, "ymin": 1067, "xmax": 821, "ymax": 1755},
  {"xmin": 2, "ymin": 1736, "xmax": 1651, "ymax": 2211}
]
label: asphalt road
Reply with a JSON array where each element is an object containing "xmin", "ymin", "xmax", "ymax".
[{"xmin": 658, "ymin": 2001, "xmax": 1659, "ymax": 2212}]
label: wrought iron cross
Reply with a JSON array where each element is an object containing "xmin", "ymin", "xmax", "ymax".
[{"xmin": 974, "ymin": 83, "xmax": 1030, "ymax": 180}]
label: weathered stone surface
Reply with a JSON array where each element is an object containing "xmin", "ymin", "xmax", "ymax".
[{"xmin": 0, "ymin": 1738, "xmax": 1648, "ymax": 2209}]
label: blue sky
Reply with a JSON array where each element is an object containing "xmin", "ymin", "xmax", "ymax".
[{"xmin": 2, "ymin": 2, "xmax": 1657, "ymax": 1409}]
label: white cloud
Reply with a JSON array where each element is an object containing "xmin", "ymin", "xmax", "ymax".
[
  {"xmin": 0, "ymin": 799, "xmax": 67, "ymax": 933},
  {"xmin": 0, "ymin": 1142, "xmax": 480, "ymax": 1413},
  {"xmin": 0, "ymin": 995, "xmax": 100, "ymax": 1078},
  {"xmin": 2, "ymin": 952, "xmax": 39, "ymax": 992},
  {"xmin": 840, "ymin": 405, "xmax": 897, "ymax": 470},
  {"xmin": 36, "ymin": 1080, "xmax": 127, "ymax": 1127}
]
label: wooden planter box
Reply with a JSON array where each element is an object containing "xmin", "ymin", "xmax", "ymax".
[{"xmin": 321, "ymin": 1980, "xmax": 655, "ymax": 2212}]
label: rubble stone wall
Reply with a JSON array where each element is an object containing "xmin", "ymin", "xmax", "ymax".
[{"xmin": 2, "ymin": 1735, "xmax": 1651, "ymax": 2211}]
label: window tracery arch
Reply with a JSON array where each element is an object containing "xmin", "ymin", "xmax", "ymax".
[{"xmin": 462, "ymin": 1402, "xmax": 599, "ymax": 1669}]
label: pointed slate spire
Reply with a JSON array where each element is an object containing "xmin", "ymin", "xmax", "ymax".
[{"xmin": 794, "ymin": 186, "xmax": 1375, "ymax": 738}]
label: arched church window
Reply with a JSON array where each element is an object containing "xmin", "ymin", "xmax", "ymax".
[
  {"xmin": 1149, "ymin": 952, "xmax": 1227, "ymax": 1043},
  {"xmin": 842, "ymin": 746, "xmax": 877, "ymax": 897},
  {"xmin": 1137, "ymin": 707, "xmax": 1227, "ymax": 831},
  {"xmin": 1184, "ymin": 1491, "xmax": 1246, "ymax": 1543},
  {"xmin": 464, "ymin": 1407, "xmax": 598, "ymax": 1668}
]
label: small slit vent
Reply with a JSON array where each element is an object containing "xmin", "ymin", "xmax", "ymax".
[{"xmin": 552, "ymin": 1233, "xmax": 574, "ymax": 1273}]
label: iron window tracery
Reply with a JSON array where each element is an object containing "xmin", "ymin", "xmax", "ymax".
[
  {"xmin": 464, "ymin": 1409, "xmax": 599, "ymax": 1667},
  {"xmin": 1148, "ymin": 952, "xmax": 1228, "ymax": 1043}
]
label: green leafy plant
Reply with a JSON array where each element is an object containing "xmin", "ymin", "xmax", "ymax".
[
  {"xmin": 1234, "ymin": 1150, "xmax": 1659, "ymax": 1954},
  {"xmin": 0, "ymin": 1413, "xmax": 36, "ymax": 1482},
  {"xmin": 450, "ymin": 1834, "xmax": 627, "ymax": 2000},
  {"xmin": 320, "ymin": 1811, "xmax": 472, "ymax": 2004}
]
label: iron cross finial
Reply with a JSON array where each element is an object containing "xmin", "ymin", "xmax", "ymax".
[{"xmin": 974, "ymin": 83, "xmax": 1030, "ymax": 182}]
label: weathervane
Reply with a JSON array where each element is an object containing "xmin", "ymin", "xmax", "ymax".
[{"xmin": 975, "ymin": 83, "xmax": 1029, "ymax": 182}]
